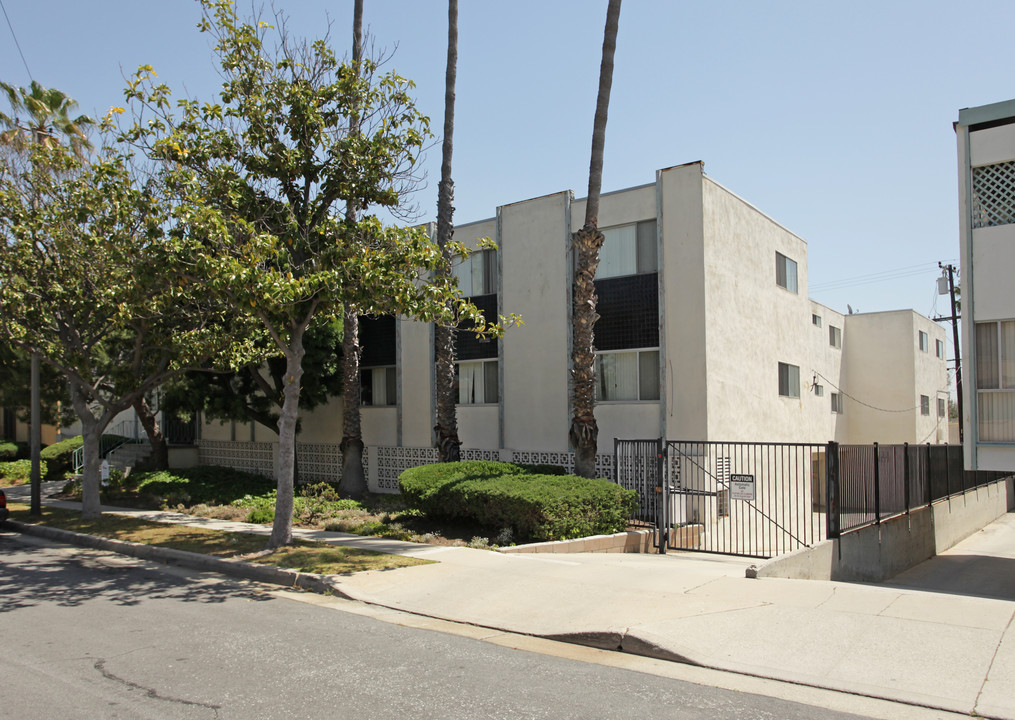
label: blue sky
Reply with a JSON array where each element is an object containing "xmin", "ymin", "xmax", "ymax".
[{"xmin": 2, "ymin": 0, "xmax": 1012, "ymax": 342}]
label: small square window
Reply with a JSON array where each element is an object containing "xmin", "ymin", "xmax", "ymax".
[
  {"xmin": 937, "ymin": 398, "xmax": 946, "ymax": 418},
  {"xmin": 596, "ymin": 349, "xmax": 660, "ymax": 401},
  {"xmin": 814, "ymin": 384, "xmax": 824, "ymax": 397},
  {"xmin": 776, "ymin": 252, "xmax": 798, "ymax": 293},
  {"xmin": 812, "ymin": 314, "xmax": 822, "ymax": 327},
  {"xmin": 829, "ymin": 325, "xmax": 841, "ymax": 349},
  {"xmin": 919, "ymin": 331, "xmax": 929, "ymax": 353},
  {"xmin": 457, "ymin": 359, "xmax": 498, "ymax": 405},
  {"xmin": 778, "ymin": 362, "xmax": 800, "ymax": 398},
  {"xmin": 831, "ymin": 393, "xmax": 844, "ymax": 414},
  {"xmin": 936, "ymin": 339, "xmax": 944, "ymax": 359},
  {"xmin": 920, "ymin": 394, "xmax": 930, "ymax": 416}
]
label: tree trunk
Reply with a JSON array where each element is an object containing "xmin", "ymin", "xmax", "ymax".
[
  {"xmin": 133, "ymin": 395, "xmax": 168, "ymax": 471},
  {"xmin": 434, "ymin": 0, "xmax": 461, "ymax": 463},
  {"xmin": 268, "ymin": 333, "xmax": 305, "ymax": 549},
  {"xmin": 340, "ymin": 305, "xmax": 366, "ymax": 496},
  {"xmin": 570, "ymin": 0, "xmax": 621, "ymax": 479},
  {"xmin": 68, "ymin": 384, "xmax": 108, "ymax": 519},
  {"xmin": 340, "ymin": 0, "xmax": 369, "ymax": 494}
]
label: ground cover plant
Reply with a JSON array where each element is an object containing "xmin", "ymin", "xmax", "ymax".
[
  {"xmin": 0, "ymin": 459, "xmax": 47, "ymax": 487},
  {"xmin": 8, "ymin": 503, "xmax": 430, "ymax": 575},
  {"xmin": 58, "ymin": 465, "xmax": 501, "ymax": 548}
]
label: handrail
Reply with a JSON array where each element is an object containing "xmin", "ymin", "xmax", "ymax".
[{"xmin": 71, "ymin": 419, "xmax": 144, "ymax": 473}]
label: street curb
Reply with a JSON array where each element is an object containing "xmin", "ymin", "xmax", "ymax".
[{"xmin": 5, "ymin": 519, "xmax": 354, "ymax": 599}]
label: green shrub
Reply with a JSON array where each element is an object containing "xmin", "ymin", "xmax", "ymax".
[
  {"xmin": 0, "ymin": 459, "xmax": 47, "ymax": 484},
  {"xmin": 398, "ymin": 461, "xmax": 638, "ymax": 542},
  {"xmin": 39, "ymin": 436, "xmax": 84, "ymax": 479},
  {"xmin": 0, "ymin": 442, "xmax": 19, "ymax": 461}
]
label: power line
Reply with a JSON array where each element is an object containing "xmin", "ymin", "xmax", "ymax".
[
  {"xmin": 0, "ymin": 0, "xmax": 33, "ymax": 81},
  {"xmin": 810, "ymin": 262, "xmax": 945, "ymax": 293},
  {"xmin": 811, "ymin": 370, "xmax": 949, "ymax": 414}
]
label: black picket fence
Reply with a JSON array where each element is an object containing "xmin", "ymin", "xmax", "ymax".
[{"xmin": 827, "ymin": 442, "xmax": 1011, "ymax": 537}]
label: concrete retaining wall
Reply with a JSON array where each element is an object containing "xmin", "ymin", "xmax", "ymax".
[
  {"xmin": 753, "ymin": 477, "xmax": 1014, "ymax": 582},
  {"xmin": 499, "ymin": 529, "xmax": 655, "ymax": 554}
]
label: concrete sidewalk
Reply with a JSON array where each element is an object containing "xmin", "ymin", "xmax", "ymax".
[{"xmin": 5, "ymin": 483, "xmax": 1014, "ymax": 719}]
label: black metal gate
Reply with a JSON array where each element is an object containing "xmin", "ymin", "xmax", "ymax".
[{"xmin": 615, "ymin": 439, "xmax": 828, "ymax": 558}]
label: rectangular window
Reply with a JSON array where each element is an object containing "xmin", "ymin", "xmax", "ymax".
[
  {"xmin": 596, "ymin": 219, "xmax": 657, "ymax": 279},
  {"xmin": 776, "ymin": 252, "xmax": 798, "ymax": 293},
  {"xmin": 812, "ymin": 314, "xmax": 822, "ymax": 327},
  {"xmin": 936, "ymin": 339, "xmax": 945, "ymax": 359},
  {"xmin": 831, "ymin": 393, "xmax": 844, "ymax": 414},
  {"xmin": 814, "ymin": 384, "xmax": 824, "ymax": 397},
  {"xmin": 453, "ymin": 248, "xmax": 498, "ymax": 296},
  {"xmin": 921, "ymin": 395, "xmax": 930, "ymax": 416},
  {"xmin": 829, "ymin": 325, "xmax": 841, "ymax": 349},
  {"xmin": 596, "ymin": 349, "xmax": 659, "ymax": 401},
  {"xmin": 938, "ymin": 398, "xmax": 946, "ymax": 418},
  {"xmin": 919, "ymin": 331, "xmax": 929, "ymax": 353},
  {"xmin": 361, "ymin": 367, "xmax": 397, "ymax": 407},
  {"xmin": 457, "ymin": 359, "xmax": 498, "ymax": 405},
  {"xmin": 778, "ymin": 362, "xmax": 800, "ymax": 398},
  {"xmin": 975, "ymin": 320, "xmax": 1015, "ymax": 442}
]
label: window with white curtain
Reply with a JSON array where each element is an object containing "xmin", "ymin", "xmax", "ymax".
[
  {"xmin": 457, "ymin": 359, "xmax": 498, "ymax": 405},
  {"xmin": 595, "ymin": 349, "xmax": 659, "ymax": 401},
  {"xmin": 776, "ymin": 252, "xmax": 798, "ymax": 293},
  {"xmin": 452, "ymin": 249, "xmax": 497, "ymax": 296},
  {"xmin": 361, "ymin": 367, "xmax": 396, "ymax": 406},
  {"xmin": 975, "ymin": 320, "xmax": 1015, "ymax": 442},
  {"xmin": 778, "ymin": 362, "xmax": 800, "ymax": 398},
  {"xmin": 596, "ymin": 220, "xmax": 657, "ymax": 280}
]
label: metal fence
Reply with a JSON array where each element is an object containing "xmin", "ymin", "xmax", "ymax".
[
  {"xmin": 616, "ymin": 439, "xmax": 828, "ymax": 558},
  {"xmin": 827, "ymin": 442, "xmax": 1011, "ymax": 537}
]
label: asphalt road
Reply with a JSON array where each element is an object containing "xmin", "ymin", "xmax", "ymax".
[{"xmin": 0, "ymin": 531, "xmax": 874, "ymax": 720}]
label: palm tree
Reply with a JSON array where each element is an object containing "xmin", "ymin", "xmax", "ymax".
[
  {"xmin": 0, "ymin": 80, "xmax": 94, "ymax": 157},
  {"xmin": 1, "ymin": 81, "xmax": 94, "ymax": 514},
  {"xmin": 433, "ymin": 0, "xmax": 461, "ymax": 462},
  {"xmin": 339, "ymin": 0, "xmax": 369, "ymax": 497},
  {"xmin": 570, "ymin": 0, "xmax": 621, "ymax": 478}
]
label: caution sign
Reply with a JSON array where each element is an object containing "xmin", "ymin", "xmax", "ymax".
[{"xmin": 729, "ymin": 474, "xmax": 755, "ymax": 501}]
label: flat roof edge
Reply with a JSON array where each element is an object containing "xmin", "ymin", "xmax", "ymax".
[{"xmin": 958, "ymin": 98, "xmax": 1015, "ymax": 128}]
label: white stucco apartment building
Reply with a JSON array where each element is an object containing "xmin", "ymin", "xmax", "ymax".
[
  {"xmin": 188, "ymin": 161, "xmax": 949, "ymax": 490},
  {"xmin": 956, "ymin": 99, "xmax": 1015, "ymax": 471}
]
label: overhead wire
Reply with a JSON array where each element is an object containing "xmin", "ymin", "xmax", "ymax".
[
  {"xmin": 812, "ymin": 370, "xmax": 950, "ymax": 414},
  {"xmin": 0, "ymin": 0, "xmax": 32, "ymax": 81}
]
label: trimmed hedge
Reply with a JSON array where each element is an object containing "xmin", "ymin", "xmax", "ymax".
[
  {"xmin": 0, "ymin": 442, "xmax": 19, "ymax": 461},
  {"xmin": 39, "ymin": 436, "xmax": 84, "ymax": 479},
  {"xmin": 399, "ymin": 461, "xmax": 638, "ymax": 543},
  {"xmin": 0, "ymin": 459, "xmax": 47, "ymax": 484}
]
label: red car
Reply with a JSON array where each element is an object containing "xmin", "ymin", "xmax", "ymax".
[{"xmin": 0, "ymin": 488, "xmax": 9, "ymax": 522}]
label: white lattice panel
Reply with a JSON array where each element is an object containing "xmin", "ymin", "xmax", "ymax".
[
  {"xmin": 376, "ymin": 445, "xmax": 439, "ymax": 491},
  {"xmin": 462, "ymin": 449, "xmax": 501, "ymax": 462},
  {"xmin": 972, "ymin": 161, "xmax": 1015, "ymax": 228},
  {"xmin": 198, "ymin": 440, "xmax": 275, "ymax": 478},
  {"xmin": 296, "ymin": 442, "xmax": 343, "ymax": 484}
]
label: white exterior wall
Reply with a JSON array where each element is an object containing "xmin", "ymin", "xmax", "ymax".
[
  {"xmin": 659, "ymin": 163, "xmax": 709, "ymax": 440},
  {"xmin": 958, "ymin": 101, "xmax": 1015, "ymax": 470},
  {"xmin": 808, "ymin": 302, "xmax": 848, "ymax": 443},
  {"xmin": 500, "ymin": 192, "xmax": 571, "ymax": 452},
  {"xmin": 700, "ymin": 175, "xmax": 813, "ymax": 442}
]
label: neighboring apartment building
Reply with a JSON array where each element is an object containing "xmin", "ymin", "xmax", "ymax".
[
  {"xmin": 190, "ymin": 161, "xmax": 948, "ymax": 490},
  {"xmin": 956, "ymin": 99, "xmax": 1015, "ymax": 471}
]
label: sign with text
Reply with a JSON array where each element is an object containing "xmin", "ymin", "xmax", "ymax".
[{"xmin": 729, "ymin": 474, "xmax": 755, "ymax": 501}]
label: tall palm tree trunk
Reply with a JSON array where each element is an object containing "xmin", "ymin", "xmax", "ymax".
[
  {"xmin": 571, "ymin": 0, "xmax": 621, "ymax": 479},
  {"xmin": 340, "ymin": 0, "xmax": 368, "ymax": 496},
  {"xmin": 434, "ymin": 0, "xmax": 461, "ymax": 462}
]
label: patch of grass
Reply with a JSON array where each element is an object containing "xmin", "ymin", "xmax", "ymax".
[{"xmin": 8, "ymin": 503, "xmax": 430, "ymax": 575}]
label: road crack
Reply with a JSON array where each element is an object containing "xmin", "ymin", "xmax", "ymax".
[{"xmin": 94, "ymin": 659, "xmax": 221, "ymax": 716}]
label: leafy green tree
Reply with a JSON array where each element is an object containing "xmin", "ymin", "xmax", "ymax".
[
  {"xmin": 0, "ymin": 139, "xmax": 249, "ymax": 518},
  {"xmin": 164, "ymin": 318, "xmax": 343, "ymax": 445},
  {"xmin": 0, "ymin": 340, "xmax": 73, "ymax": 428},
  {"xmin": 123, "ymin": 1, "xmax": 504, "ymax": 548},
  {"xmin": 571, "ymin": 0, "xmax": 621, "ymax": 478},
  {"xmin": 0, "ymin": 80, "xmax": 94, "ymax": 158}
]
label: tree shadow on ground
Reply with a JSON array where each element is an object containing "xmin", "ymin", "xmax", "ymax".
[{"xmin": 0, "ymin": 532, "xmax": 275, "ymax": 612}]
